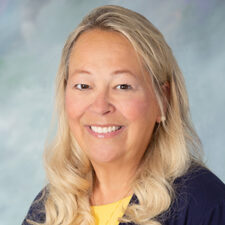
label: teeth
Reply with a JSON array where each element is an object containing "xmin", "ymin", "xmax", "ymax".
[{"xmin": 90, "ymin": 126, "xmax": 121, "ymax": 134}]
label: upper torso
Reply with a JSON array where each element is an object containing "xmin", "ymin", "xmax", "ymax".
[{"xmin": 22, "ymin": 165, "xmax": 225, "ymax": 225}]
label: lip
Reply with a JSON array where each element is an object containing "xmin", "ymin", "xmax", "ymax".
[{"xmin": 85, "ymin": 124, "xmax": 125, "ymax": 138}]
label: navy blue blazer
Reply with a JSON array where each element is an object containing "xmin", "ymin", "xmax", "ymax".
[{"xmin": 22, "ymin": 166, "xmax": 225, "ymax": 225}]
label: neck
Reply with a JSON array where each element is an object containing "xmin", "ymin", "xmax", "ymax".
[{"xmin": 91, "ymin": 159, "xmax": 139, "ymax": 205}]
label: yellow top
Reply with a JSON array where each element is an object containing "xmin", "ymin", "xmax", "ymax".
[{"xmin": 91, "ymin": 195, "xmax": 132, "ymax": 225}]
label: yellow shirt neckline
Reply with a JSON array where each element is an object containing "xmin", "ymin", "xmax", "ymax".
[{"xmin": 91, "ymin": 195, "xmax": 132, "ymax": 225}]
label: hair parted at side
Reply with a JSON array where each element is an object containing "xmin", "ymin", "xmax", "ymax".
[{"xmin": 30, "ymin": 5, "xmax": 203, "ymax": 225}]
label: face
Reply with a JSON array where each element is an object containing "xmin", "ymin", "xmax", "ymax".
[{"xmin": 65, "ymin": 29, "xmax": 161, "ymax": 166}]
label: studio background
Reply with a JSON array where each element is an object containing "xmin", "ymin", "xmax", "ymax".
[{"xmin": 0, "ymin": 0, "xmax": 224, "ymax": 225}]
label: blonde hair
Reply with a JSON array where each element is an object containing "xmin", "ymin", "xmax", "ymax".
[{"xmin": 33, "ymin": 5, "xmax": 203, "ymax": 225}]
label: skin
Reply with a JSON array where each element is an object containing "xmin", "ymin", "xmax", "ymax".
[{"xmin": 65, "ymin": 29, "xmax": 161, "ymax": 204}]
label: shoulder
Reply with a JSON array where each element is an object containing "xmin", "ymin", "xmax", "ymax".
[
  {"xmin": 175, "ymin": 165, "xmax": 225, "ymax": 207},
  {"xmin": 22, "ymin": 187, "xmax": 48, "ymax": 225},
  {"xmin": 162, "ymin": 165, "xmax": 225, "ymax": 225}
]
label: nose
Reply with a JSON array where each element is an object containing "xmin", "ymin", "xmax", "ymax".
[{"xmin": 89, "ymin": 89, "xmax": 115, "ymax": 115}]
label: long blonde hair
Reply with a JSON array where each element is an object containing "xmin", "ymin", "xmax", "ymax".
[{"xmin": 33, "ymin": 5, "xmax": 203, "ymax": 225}]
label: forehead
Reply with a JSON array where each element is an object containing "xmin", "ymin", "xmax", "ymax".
[
  {"xmin": 72, "ymin": 29, "xmax": 134, "ymax": 54},
  {"xmin": 68, "ymin": 29, "xmax": 151, "ymax": 81},
  {"xmin": 69, "ymin": 29, "xmax": 138, "ymax": 66}
]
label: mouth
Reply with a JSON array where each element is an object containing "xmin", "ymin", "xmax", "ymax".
[
  {"xmin": 86, "ymin": 125, "xmax": 124, "ymax": 138},
  {"xmin": 89, "ymin": 125, "xmax": 122, "ymax": 134}
]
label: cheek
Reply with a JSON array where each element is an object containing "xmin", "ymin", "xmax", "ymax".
[
  {"xmin": 119, "ymin": 96, "xmax": 157, "ymax": 122},
  {"xmin": 65, "ymin": 91, "xmax": 86, "ymax": 121}
]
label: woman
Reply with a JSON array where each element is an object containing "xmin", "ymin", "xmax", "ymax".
[{"xmin": 22, "ymin": 5, "xmax": 225, "ymax": 225}]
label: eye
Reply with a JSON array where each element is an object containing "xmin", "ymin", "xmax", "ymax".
[
  {"xmin": 115, "ymin": 84, "xmax": 132, "ymax": 90},
  {"xmin": 74, "ymin": 83, "xmax": 90, "ymax": 90}
]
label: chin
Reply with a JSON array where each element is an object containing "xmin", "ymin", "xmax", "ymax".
[{"xmin": 87, "ymin": 149, "xmax": 123, "ymax": 165}]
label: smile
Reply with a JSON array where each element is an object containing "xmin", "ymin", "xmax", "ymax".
[
  {"xmin": 86, "ymin": 125, "xmax": 124, "ymax": 138},
  {"xmin": 90, "ymin": 125, "xmax": 122, "ymax": 134}
]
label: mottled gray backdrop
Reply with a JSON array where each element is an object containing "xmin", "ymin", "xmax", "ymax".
[{"xmin": 0, "ymin": 0, "xmax": 225, "ymax": 224}]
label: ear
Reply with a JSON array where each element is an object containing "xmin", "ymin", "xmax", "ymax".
[{"xmin": 156, "ymin": 81, "xmax": 170, "ymax": 123}]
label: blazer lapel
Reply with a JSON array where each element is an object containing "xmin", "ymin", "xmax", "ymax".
[{"xmin": 118, "ymin": 194, "xmax": 139, "ymax": 225}]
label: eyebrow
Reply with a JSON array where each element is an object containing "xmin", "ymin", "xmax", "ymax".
[
  {"xmin": 70, "ymin": 69, "xmax": 91, "ymax": 76},
  {"xmin": 112, "ymin": 70, "xmax": 136, "ymax": 77}
]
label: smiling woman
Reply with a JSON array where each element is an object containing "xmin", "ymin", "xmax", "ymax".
[
  {"xmin": 22, "ymin": 5, "xmax": 225, "ymax": 225},
  {"xmin": 65, "ymin": 29, "xmax": 160, "ymax": 166}
]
